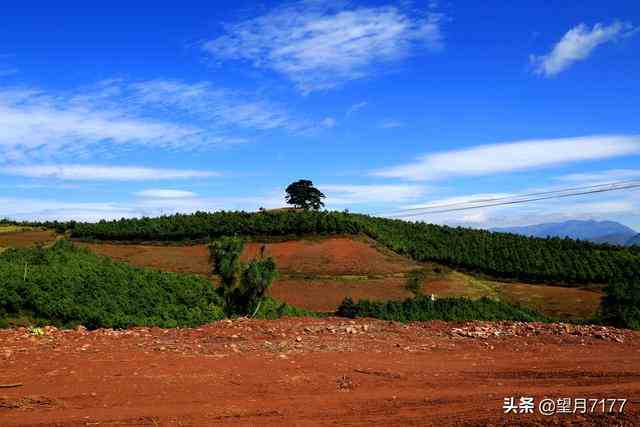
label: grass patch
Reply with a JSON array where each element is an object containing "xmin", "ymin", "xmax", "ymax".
[{"xmin": 0, "ymin": 225, "xmax": 32, "ymax": 234}]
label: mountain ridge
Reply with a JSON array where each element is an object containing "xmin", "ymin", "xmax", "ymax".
[{"xmin": 491, "ymin": 220, "xmax": 638, "ymax": 246}]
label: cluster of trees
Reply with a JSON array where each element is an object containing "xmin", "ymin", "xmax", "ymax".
[
  {"xmin": 600, "ymin": 280, "xmax": 640, "ymax": 330},
  {"xmin": 336, "ymin": 296, "xmax": 548, "ymax": 323},
  {"xmin": 0, "ymin": 241, "xmax": 224, "ymax": 329},
  {"xmin": 66, "ymin": 210, "xmax": 639, "ymax": 286}
]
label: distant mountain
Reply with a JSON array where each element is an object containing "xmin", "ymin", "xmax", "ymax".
[
  {"xmin": 628, "ymin": 234, "xmax": 640, "ymax": 246},
  {"xmin": 492, "ymin": 220, "xmax": 638, "ymax": 246}
]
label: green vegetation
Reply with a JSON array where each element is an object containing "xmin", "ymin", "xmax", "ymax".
[
  {"xmin": 336, "ymin": 295, "xmax": 549, "ymax": 323},
  {"xmin": 209, "ymin": 237, "xmax": 278, "ymax": 317},
  {"xmin": 66, "ymin": 210, "xmax": 639, "ymax": 286},
  {"xmin": 406, "ymin": 265, "xmax": 451, "ymax": 296},
  {"xmin": 601, "ymin": 280, "xmax": 640, "ymax": 330},
  {"xmin": 255, "ymin": 296, "xmax": 320, "ymax": 319},
  {"xmin": 0, "ymin": 241, "xmax": 224, "ymax": 329}
]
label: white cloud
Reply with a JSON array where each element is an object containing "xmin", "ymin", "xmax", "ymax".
[
  {"xmin": 0, "ymin": 197, "xmax": 138, "ymax": 222},
  {"xmin": 135, "ymin": 189, "xmax": 198, "ymax": 199},
  {"xmin": 531, "ymin": 21, "xmax": 636, "ymax": 76},
  {"xmin": 0, "ymin": 79, "xmax": 319, "ymax": 163},
  {"xmin": 379, "ymin": 119, "xmax": 404, "ymax": 129},
  {"xmin": 557, "ymin": 169, "xmax": 640, "ymax": 184},
  {"xmin": 346, "ymin": 101, "xmax": 367, "ymax": 116},
  {"xmin": 0, "ymin": 192, "xmax": 286, "ymax": 222},
  {"xmin": 203, "ymin": 2, "xmax": 443, "ymax": 93},
  {"xmin": 0, "ymin": 88, "xmax": 200, "ymax": 162},
  {"xmin": 320, "ymin": 117, "xmax": 337, "ymax": 128},
  {"xmin": 128, "ymin": 79, "xmax": 309, "ymax": 132},
  {"xmin": 0, "ymin": 165, "xmax": 218, "ymax": 181},
  {"xmin": 373, "ymin": 135, "xmax": 640, "ymax": 181},
  {"xmin": 321, "ymin": 184, "xmax": 428, "ymax": 205}
]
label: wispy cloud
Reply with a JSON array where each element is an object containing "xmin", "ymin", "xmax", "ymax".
[
  {"xmin": 0, "ymin": 165, "xmax": 219, "ymax": 181},
  {"xmin": 373, "ymin": 135, "xmax": 640, "ymax": 181},
  {"xmin": 320, "ymin": 117, "xmax": 337, "ymax": 128},
  {"xmin": 203, "ymin": 2, "xmax": 444, "ymax": 93},
  {"xmin": 128, "ymin": 79, "xmax": 309, "ymax": 132},
  {"xmin": 346, "ymin": 101, "xmax": 367, "ymax": 117},
  {"xmin": 531, "ymin": 21, "xmax": 636, "ymax": 76},
  {"xmin": 0, "ymin": 79, "xmax": 317, "ymax": 163},
  {"xmin": 557, "ymin": 169, "xmax": 640, "ymax": 184},
  {"xmin": 321, "ymin": 184, "xmax": 428, "ymax": 205},
  {"xmin": 135, "ymin": 189, "xmax": 198, "ymax": 199},
  {"xmin": 379, "ymin": 119, "xmax": 404, "ymax": 129}
]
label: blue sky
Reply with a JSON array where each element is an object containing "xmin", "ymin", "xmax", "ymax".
[{"xmin": 1, "ymin": 0, "xmax": 639, "ymax": 229}]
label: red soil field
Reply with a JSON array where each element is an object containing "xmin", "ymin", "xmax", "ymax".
[
  {"xmin": 1, "ymin": 318, "xmax": 638, "ymax": 426},
  {"xmin": 0, "ymin": 230, "xmax": 56, "ymax": 248},
  {"xmin": 82, "ymin": 236, "xmax": 418, "ymax": 277},
  {"xmin": 81, "ymin": 237, "xmax": 603, "ymax": 318},
  {"xmin": 271, "ymin": 277, "xmax": 413, "ymax": 312}
]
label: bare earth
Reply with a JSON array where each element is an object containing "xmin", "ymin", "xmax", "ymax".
[{"xmin": 1, "ymin": 318, "xmax": 639, "ymax": 426}]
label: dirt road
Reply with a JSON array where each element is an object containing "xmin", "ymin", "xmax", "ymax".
[{"xmin": 1, "ymin": 318, "xmax": 639, "ymax": 426}]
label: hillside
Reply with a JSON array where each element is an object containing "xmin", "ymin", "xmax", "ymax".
[
  {"xmin": 83, "ymin": 236, "xmax": 603, "ymax": 320},
  {"xmin": 64, "ymin": 210, "xmax": 640, "ymax": 286},
  {"xmin": 492, "ymin": 219, "xmax": 638, "ymax": 245},
  {"xmin": 628, "ymin": 234, "xmax": 640, "ymax": 246}
]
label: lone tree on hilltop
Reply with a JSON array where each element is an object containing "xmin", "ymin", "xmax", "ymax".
[{"xmin": 285, "ymin": 179, "xmax": 325, "ymax": 210}]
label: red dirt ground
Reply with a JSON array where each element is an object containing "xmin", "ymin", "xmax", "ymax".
[
  {"xmin": 83, "ymin": 236, "xmax": 418, "ymax": 277},
  {"xmin": 270, "ymin": 277, "xmax": 413, "ymax": 312},
  {"xmin": 80, "ymin": 238, "xmax": 603, "ymax": 318},
  {"xmin": 1, "ymin": 318, "xmax": 639, "ymax": 426},
  {"xmin": 0, "ymin": 230, "xmax": 56, "ymax": 248}
]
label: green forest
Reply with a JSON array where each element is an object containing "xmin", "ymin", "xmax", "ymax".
[{"xmin": 44, "ymin": 210, "xmax": 640, "ymax": 286}]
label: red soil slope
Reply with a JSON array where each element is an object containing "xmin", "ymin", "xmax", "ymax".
[
  {"xmin": 0, "ymin": 230, "xmax": 56, "ymax": 248},
  {"xmin": 1, "ymin": 318, "xmax": 638, "ymax": 426},
  {"xmin": 83, "ymin": 236, "xmax": 418, "ymax": 277}
]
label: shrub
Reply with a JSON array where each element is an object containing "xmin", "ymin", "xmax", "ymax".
[
  {"xmin": 336, "ymin": 295, "xmax": 549, "ymax": 323},
  {"xmin": 600, "ymin": 280, "xmax": 640, "ymax": 330},
  {"xmin": 0, "ymin": 240, "xmax": 224, "ymax": 329}
]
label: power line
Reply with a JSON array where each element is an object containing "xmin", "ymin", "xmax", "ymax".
[
  {"xmin": 380, "ymin": 181, "xmax": 640, "ymax": 219},
  {"xmin": 377, "ymin": 180, "xmax": 640, "ymax": 216}
]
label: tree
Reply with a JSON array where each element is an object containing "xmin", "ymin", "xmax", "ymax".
[
  {"xmin": 209, "ymin": 237, "xmax": 278, "ymax": 316},
  {"xmin": 285, "ymin": 180, "xmax": 325, "ymax": 210}
]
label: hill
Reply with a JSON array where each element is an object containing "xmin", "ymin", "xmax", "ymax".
[
  {"xmin": 63, "ymin": 210, "xmax": 640, "ymax": 286},
  {"xmin": 492, "ymin": 219, "xmax": 637, "ymax": 245}
]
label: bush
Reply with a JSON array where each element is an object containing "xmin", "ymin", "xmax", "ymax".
[
  {"xmin": 254, "ymin": 297, "xmax": 319, "ymax": 320},
  {"xmin": 336, "ymin": 295, "xmax": 549, "ymax": 323},
  {"xmin": 0, "ymin": 240, "xmax": 224, "ymax": 329},
  {"xmin": 601, "ymin": 280, "xmax": 640, "ymax": 330}
]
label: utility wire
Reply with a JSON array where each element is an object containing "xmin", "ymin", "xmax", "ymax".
[
  {"xmin": 377, "ymin": 180, "xmax": 640, "ymax": 216},
  {"xmin": 380, "ymin": 181, "xmax": 640, "ymax": 219}
]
